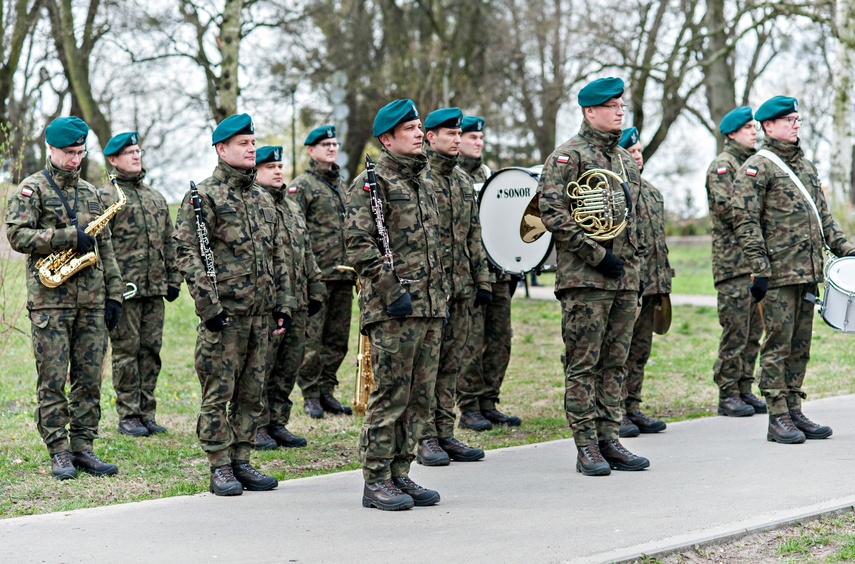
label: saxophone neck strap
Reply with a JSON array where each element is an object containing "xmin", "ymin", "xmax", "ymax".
[{"xmin": 42, "ymin": 166, "xmax": 79, "ymax": 227}]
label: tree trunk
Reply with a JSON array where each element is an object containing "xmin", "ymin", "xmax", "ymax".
[
  {"xmin": 831, "ymin": 0, "xmax": 855, "ymax": 207},
  {"xmin": 214, "ymin": 0, "xmax": 242, "ymax": 121},
  {"xmin": 701, "ymin": 0, "xmax": 736, "ymax": 154}
]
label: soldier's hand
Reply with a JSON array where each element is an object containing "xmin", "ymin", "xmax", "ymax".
[
  {"xmin": 474, "ymin": 289, "xmax": 493, "ymax": 307},
  {"xmin": 750, "ymin": 276, "xmax": 768, "ymax": 303},
  {"xmin": 386, "ymin": 292, "xmax": 413, "ymax": 318},
  {"xmin": 307, "ymin": 298, "xmax": 323, "ymax": 317},
  {"xmin": 273, "ymin": 311, "xmax": 291, "ymax": 336},
  {"xmin": 204, "ymin": 310, "xmax": 229, "ymax": 332},
  {"xmin": 594, "ymin": 250, "xmax": 625, "ymax": 280},
  {"xmin": 166, "ymin": 285, "xmax": 180, "ymax": 302},
  {"xmin": 75, "ymin": 227, "xmax": 96, "ymax": 253},
  {"xmin": 104, "ymin": 299, "xmax": 122, "ymax": 331}
]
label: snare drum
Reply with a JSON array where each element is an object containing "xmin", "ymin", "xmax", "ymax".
[{"xmin": 819, "ymin": 256, "xmax": 855, "ymax": 333}]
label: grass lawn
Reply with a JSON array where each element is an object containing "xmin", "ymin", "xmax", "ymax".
[{"xmin": 2, "ymin": 242, "xmax": 855, "ymax": 518}]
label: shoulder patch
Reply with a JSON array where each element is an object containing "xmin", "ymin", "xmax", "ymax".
[
  {"xmin": 557, "ymin": 154, "xmax": 570, "ymax": 164},
  {"xmin": 363, "ymin": 180, "xmax": 371, "ymax": 192},
  {"xmin": 20, "ymin": 187, "xmax": 33, "ymax": 198},
  {"xmin": 745, "ymin": 166, "xmax": 758, "ymax": 177},
  {"xmin": 628, "ymin": 172, "xmax": 638, "ymax": 183},
  {"xmin": 716, "ymin": 167, "xmax": 728, "ymax": 175},
  {"xmin": 288, "ymin": 186, "xmax": 297, "ymax": 193}
]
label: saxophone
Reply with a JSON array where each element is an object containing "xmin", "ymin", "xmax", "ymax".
[
  {"xmin": 336, "ymin": 264, "xmax": 374, "ymax": 415},
  {"xmin": 36, "ymin": 172, "xmax": 126, "ymax": 288}
]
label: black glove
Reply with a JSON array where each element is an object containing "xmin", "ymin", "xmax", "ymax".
[
  {"xmin": 274, "ymin": 311, "xmax": 292, "ymax": 331},
  {"xmin": 166, "ymin": 285, "xmax": 180, "ymax": 302},
  {"xmin": 104, "ymin": 299, "xmax": 122, "ymax": 331},
  {"xmin": 594, "ymin": 250, "xmax": 625, "ymax": 280},
  {"xmin": 307, "ymin": 298, "xmax": 323, "ymax": 317},
  {"xmin": 204, "ymin": 310, "xmax": 228, "ymax": 332},
  {"xmin": 750, "ymin": 276, "xmax": 768, "ymax": 303},
  {"xmin": 75, "ymin": 228, "xmax": 96, "ymax": 253},
  {"xmin": 386, "ymin": 292, "xmax": 413, "ymax": 317},
  {"xmin": 474, "ymin": 289, "xmax": 493, "ymax": 307}
]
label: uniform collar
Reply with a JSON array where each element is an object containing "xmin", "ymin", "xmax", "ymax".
[
  {"xmin": 762, "ymin": 136, "xmax": 802, "ymax": 162},
  {"xmin": 424, "ymin": 144, "xmax": 458, "ymax": 176},
  {"xmin": 260, "ymin": 183, "xmax": 286, "ymax": 205},
  {"xmin": 45, "ymin": 158, "xmax": 80, "ymax": 189},
  {"xmin": 378, "ymin": 147, "xmax": 427, "ymax": 180},
  {"xmin": 309, "ymin": 159, "xmax": 341, "ymax": 183},
  {"xmin": 579, "ymin": 120, "xmax": 621, "ymax": 150},
  {"xmin": 113, "ymin": 168, "xmax": 146, "ymax": 185},
  {"xmin": 213, "ymin": 158, "xmax": 257, "ymax": 190},
  {"xmin": 458, "ymin": 155, "xmax": 483, "ymax": 175},
  {"xmin": 723, "ymin": 139, "xmax": 756, "ymax": 162}
]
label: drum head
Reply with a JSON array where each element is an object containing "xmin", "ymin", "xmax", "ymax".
[
  {"xmin": 478, "ymin": 167, "xmax": 553, "ymax": 275},
  {"xmin": 827, "ymin": 257, "xmax": 855, "ymax": 293}
]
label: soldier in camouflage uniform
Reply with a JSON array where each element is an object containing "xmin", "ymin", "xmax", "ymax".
[
  {"xmin": 537, "ymin": 78, "xmax": 650, "ymax": 476},
  {"xmin": 617, "ymin": 127, "xmax": 672, "ymax": 438},
  {"xmin": 705, "ymin": 106, "xmax": 766, "ymax": 417},
  {"xmin": 6, "ymin": 116, "xmax": 123, "ymax": 479},
  {"xmin": 416, "ymin": 108, "xmax": 491, "ymax": 467},
  {"xmin": 732, "ymin": 96, "xmax": 855, "ymax": 444},
  {"xmin": 346, "ymin": 99, "xmax": 446, "ymax": 510},
  {"xmin": 101, "ymin": 131, "xmax": 181, "ymax": 438},
  {"xmin": 174, "ymin": 114, "xmax": 291, "ymax": 495},
  {"xmin": 288, "ymin": 125, "xmax": 355, "ymax": 418},
  {"xmin": 456, "ymin": 116, "xmax": 522, "ymax": 430},
  {"xmin": 254, "ymin": 146, "xmax": 325, "ymax": 450}
]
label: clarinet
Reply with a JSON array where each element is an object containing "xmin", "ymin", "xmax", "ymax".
[
  {"xmin": 365, "ymin": 154, "xmax": 394, "ymax": 269},
  {"xmin": 189, "ymin": 181, "xmax": 219, "ymax": 300}
]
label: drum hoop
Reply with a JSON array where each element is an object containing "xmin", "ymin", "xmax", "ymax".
[{"xmin": 825, "ymin": 257, "xmax": 855, "ymax": 296}]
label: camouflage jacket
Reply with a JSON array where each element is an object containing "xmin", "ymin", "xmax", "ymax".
[
  {"xmin": 100, "ymin": 169, "xmax": 181, "ymax": 298},
  {"xmin": 6, "ymin": 160, "xmax": 124, "ymax": 311},
  {"xmin": 345, "ymin": 147, "xmax": 447, "ymax": 329},
  {"xmin": 637, "ymin": 177, "xmax": 672, "ymax": 295},
  {"xmin": 425, "ymin": 145, "xmax": 491, "ymax": 299},
  {"xmin": 264, "ymin": 183, "xmax": 325, "ymax": 311},
  {"xmin": 288, "ymin": 159, "xmax": 353, "ymax": 282},
  {"xmin": 732, "ymin": 137, "xmax": 854, "ymax": 288},
  {"xmin": 174, "ymin": 160, "xmax": 291, "ymax": 321},
  {"xmin": 705, "ymin": 140, "xmax": 756, "ymax": 284},
  {"xmin": 536, "ymin": 120, "xmax": 647, "ymax": 292}
]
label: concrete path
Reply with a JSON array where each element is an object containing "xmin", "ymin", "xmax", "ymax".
[
  {"xmin": 3, "ymin": 395, "xmax": 855, "ymax": 563},
  {"xmin": 518, "ymin": 284, "xmax": 717, "ymax": 307}
]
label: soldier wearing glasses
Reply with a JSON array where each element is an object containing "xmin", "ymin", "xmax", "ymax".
[{"xmin": 101, "ymin": 132, "xmax": 182, "ymax": 438}]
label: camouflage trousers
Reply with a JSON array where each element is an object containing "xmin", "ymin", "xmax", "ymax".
[
  {"xmin": 423, "ymin": 296, "xmax": 471, "ymax": 439},
  {"xmin": 758, "ymin": 284, "xmax": 814, "ymax": 416},
  {"xmin": 30, "ymin": 307, "xmax": 107, "ymax": 455},
  {"xmin": 360, "ymin": 316, "xmax": 442, "ymax": 483},
  {"xmin": 623, "ymin": 294, "xmax": 662, "ymax": 413},
  {"xmin": 560, "ymin": 289, "xmax": 636, "ymax": 446},
  {"xmin": 457, "ymin": 281, "xmax": 513, "ymax": 413},
  {"xmin": 713, "ymin": 274, "xmax": 762, "ymax": 397},
  {"xmin": 195, "ymin": 314, "xmax": 269, "ymax": 467},
  {"xmin": 260, "ymin": 308, "xmax": 307, "ymax": 427},
  {"xmin": 109, "ymin": 296, "xmax": 164, "ymax": 421},
  {"xmin": 298, "ymin": 281, "xmax": 353, "ymax": 398}
]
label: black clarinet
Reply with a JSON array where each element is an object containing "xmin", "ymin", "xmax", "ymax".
[
  {"xmin": 189, "ymin": 181, "xmax": 219, "ymax": 300},
  {"xmin": 365, "ymin": 154, "xmax": 394, "ymax": 269}
]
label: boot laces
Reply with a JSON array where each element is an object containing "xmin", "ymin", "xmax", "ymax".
[
  {"xmin": 606, "ymin": 440, "xmax": 634, "ymax": 457},
  {"xmin": 423, "ymin": 437, "xmax": 444, "ymax": 453},
  {"xmin": 257, "ymin": 427, "xmax": 273, "ymax": 440},
  {"xmin": 442, "ymin": 437, "xmax": 468, "ymax": 449},
  {"xmin": 79, "ymin": 450, "xmax": 105, "ymax": 463},
  {"xmin": 274, "ymin": 425, "xmax": 294, "ymax": 438},
  {"xmin": 380, "ymin": 479, "xmax": 404, "ymax": 496},
  {"xmin": 394, "ymin": 477, "xmax": 424, "ymax": 491},
  {"xmin": 214, "ymin": 464, "xmax": 237, "ymax": 481},
  {"xmin": 777, "ymin": 414, "xmax": 798, "ymax": 431},
  {"xmin": 53, "ymin": 451, "xmax": 73, "ymax": 468},
  {"xmin": 233, "ymin": 460, "xmax": 264, "ymax": 478},
  {"xmin": 790, "ymin": 410, "xmax": 814, "ymax": 426},
  {"xmin": 629, "ymin": 411, "xmax": 656, "ymax": 424},
  {"xmin": 581, "ymin": 445, "xmax": 605, "ymax": 463}
]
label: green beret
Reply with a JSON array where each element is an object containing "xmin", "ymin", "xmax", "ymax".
[
  {"xmin": 103, "ymin": 131, "xmax": 140, "ymax": 157},
  {"xmin": 305, "ymin": 125, "xmax": 336, "ymax": 146},
  {"xmin": 461, "ymin": 116, "xmax": 485, "ymax": 133},
  {"xmin": 373, "ymin": 99, "xmax": 420, "ymax": 137},
  {"xmin": 618, "ymin": 127, "xmax": 639, "ymax": 149},
  {"xmin": 424, "ymin": 107, "xmax": 463, "ymax": 130},
  {"xmin": 256, "ymin": 145, "xmax": 283, "ymax": 165},
  {"xmin": 45, "ymin": 116, "xmax": 89, "ymax": 148},
  {"xmin": 212, "ymin": 113, "xmax": 255, "ymax": 145},
  {"xmin": 755, "ymin": 96, "xmax": 799, "ymax": 122},
  {"xmin": 719, "ymin": 106, "xmax": 754, "ymax": 135},
  {"xmin": 578, "ymin": 77, "xmax": 625, "ymax": 107}
]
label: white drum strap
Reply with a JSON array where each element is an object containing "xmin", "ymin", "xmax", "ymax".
[{"xmin": 756, "ymin": 149, "xmax": 828, "ymax": 251}]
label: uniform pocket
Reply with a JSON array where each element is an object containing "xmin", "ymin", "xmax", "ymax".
[{"xmin": 30, "ymin": 311, "xmax": 50, "ymax": 329}]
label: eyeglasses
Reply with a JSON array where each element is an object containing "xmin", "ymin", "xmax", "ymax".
[
  {"xmin": 741, "ymin": 122, "xmax": 761, "ymax": 132},
  {"xmin": 599, "ymin": 103, "xmax": 628, "ymax": 113},
  {"xmin": 783, "ymin": 116, "xmax": 803, "ymax": 125},
  {"xmin": 120, "ymin": 149, "xmax": 145, "ymax": 157},
  {"xmin": 319, "ymin": 141, "xmax": 339, "ymax": 149},
  {"xmin": 62, "ymin": 148, "xmax": 88, "ymax": 159}
]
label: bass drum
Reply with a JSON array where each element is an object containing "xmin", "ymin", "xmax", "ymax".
[{"xmin": 478, "ymin": 167, "xmax": 554, "ymax": 275}]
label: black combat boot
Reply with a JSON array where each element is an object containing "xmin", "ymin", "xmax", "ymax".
[
  {"xmin": 254, "ymin": 427, "xmax": 278, "ymax": 450},
  {"xmin": 576, "ymin": 444, "xmax": 610, "ymax": 476},
  {"xmin": 51, "ymin": 451, "xmax": 77, "ymax": 480},
  {"xmin": 627, "ymin": 411, "xmax": 667, "ymax": 433},
  {"xmin": 718, "ymin": 394, "xmax": 755, "ymax": 417},
  {"xmin": 619, "ymin": 416, "xmax": 640, "ymax": 438},
  {"xmin": 362, "ymin": 479, "xmax": 414, "ymax": 511},
  {"xmin": 392, "ymin": 476, "xmax": 441, "ymax": 506},
  {"xmin": 417, "ymin": 438, "xmax": 450, "ymax": 466},
  {"xmin": 598, "ymin": 439, "xmax": 650, "ymax": 471},
  {"xmin": 740, "ymin": 392, "xmax": 767, "ymax": 414},
  {"xmin": 231, "ymin": 460, "xmax": 278, "ymax": 491},
  {"xmin": 117, "ymin": 417, "xmax": 149, "ymax": 437},
  {"xmin": 267, "ymin": 425, "xmax": 307, "ymax": 448},
  {"xmin": 789, "ymin": 410, "xmax": 833, "ymax": 439},
  {"xmin": 71, "ymin": 450, "xmax": 119, "ymax": 476},
  {"xmin": 142, "ymin": 419, "xmax": 168, "ymax": 435},
  {"xmin": 437, "ymin": 437, "xmax": 485, "ymax": 462},
  {"xmin": 458, "ymin": 410, "xmax": 493, "ymax": 431},
  {"xmin": 766, "ymin": 413, "xmax": 806, "ymax": 444},
  {"xmin": 320, "ymin": 393, "xmax": 353, "ymax": 415},
  {"xmin": 304, "ymin": 397, "xmax": 323, "ymax": 419},
  {"xmin": 210, "ymin": 464, "xmax": 243, "ymax": 496},
  {"xmin": 482, "ymin": 408, "xmax": 521, "ymax": 427}
]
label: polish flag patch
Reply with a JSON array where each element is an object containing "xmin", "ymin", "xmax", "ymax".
[
  {"xmin": 745, "ymin": 166, "xmax": 758, "ymax": 177},
  {"xmin": 288, "ymin": 186, "xmax": 297, "ymax": 193},
  {"xmin": 363, "ymin": 181, "xmax": 371, "ymax": 191},
  {"xmin": 557, "ymin": 154, "xmax": 570, "ymax": 164},
  {"xmin": 20, "ymin": 187, "xmax": 33, "ymax": 197},
  {"xmin": 716, "ymin": 167, "xmax": 728, "ymax": 175}
]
